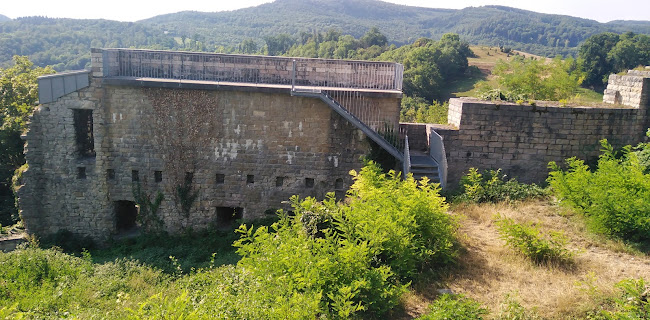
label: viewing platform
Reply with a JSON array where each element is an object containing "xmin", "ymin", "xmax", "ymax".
[{"xmin": 91, "ymin": 48, "xmax": 403, "ymax": 96}]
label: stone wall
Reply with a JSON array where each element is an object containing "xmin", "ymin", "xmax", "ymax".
[
  {"xmin": 400, "ymin": 123, "xmax": 429, "ymax": 153},
  {"xmin": 436, "ymin": 98, "xmax": 647, "ymax": 186},
  {"xmin": 603, "ymin": 69, "xmax": 650, "ymax": 108},
  {"xmin": 19, "ymin": 73, "xmax": 400, "ymax": 240}
]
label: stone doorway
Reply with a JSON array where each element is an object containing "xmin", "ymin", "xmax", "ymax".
[
  {"xmin": 216, "ymin": 206, "xmax": 243, "ymax": 228},
  {"xmin": 114, "ymin": 200, "xmax": 138, "ymax": 232}
]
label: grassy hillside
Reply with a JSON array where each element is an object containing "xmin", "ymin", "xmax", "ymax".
[
  {"xmin": 0, "ymin": 14, "xmax": 10, "ymax": 22},
  {"xmin": 402, "ymin": 200, "xmax": 650, "ymax": 318}
]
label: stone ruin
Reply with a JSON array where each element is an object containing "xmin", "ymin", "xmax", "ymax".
[{"xmin": 15, "ymin": 47, "xmax": 650, "ymax": 242}]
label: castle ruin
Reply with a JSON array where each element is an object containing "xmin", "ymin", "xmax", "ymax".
[{"xmin": 16, "ymin": 47, "xmax": 650, "ymax": 241}]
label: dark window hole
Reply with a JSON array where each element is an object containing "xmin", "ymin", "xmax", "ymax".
[
  {"xmin": 247, "ymin": 175, "xmax": 255, "ymax": 184},
  {"xmin": 132, "ymin": 170, "xmax": 139, "ymax": 182},
  {"xmin": 216, "ymin": 173, "xmax": 225, "ymax": 185},
  {"xmin": 106, "ymin": 169, "xmax": 115, "ymax": 180},
  {"xmin": 155, "ymin": 171, "xmax": 163, "ymax": 183},
  {"xmin": 305, "ymin": 178, "xmax": 315, "ymax": 188},
  {"xmin": 335, "ymin": 178, "xmax": 344, "ymax": 190},
  {"xmin": 77, "ymin": 167, "xmax": 86, "ymax": 179},
  {"xmin": 73, "ymin": 109, "xmax": 95, "ymax": 158},
  {"xmin": 276, "ymin": 176, "xmax": 284, "ymax": 187}
]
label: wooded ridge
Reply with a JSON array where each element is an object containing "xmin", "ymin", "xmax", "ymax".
[{"xmin": 1, "ymin": 0, "xmax": 649, "ymax": 71}]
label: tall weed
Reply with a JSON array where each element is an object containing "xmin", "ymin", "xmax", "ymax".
[
  {"xmin": 495, "ymin": 216, "xmax": 574, "ymax": 265},
  {"xmin": 456, "ymin": 168, "xmax": 548, "ymax": 204},
  {"xmin": 417, "ymin": 294, "xmax": 488, "ymax": 320}
]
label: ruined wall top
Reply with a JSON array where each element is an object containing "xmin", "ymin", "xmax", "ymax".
[
  {"xmin": 603, "ymin": 67, "xmax": 650, "ymax": 108},
  {"xmin": 90, "ymin": 48, "xmax": 404, "ymax": 92}
]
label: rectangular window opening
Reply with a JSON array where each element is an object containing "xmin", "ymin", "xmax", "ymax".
[
  {"xmin": 216, "ymin": 173, "xmax": 225, "ymax": 185},
  {"xmin": 73, "ymin": 109, "xmax": 95, "ymax": 158},
  {"xmin": 185, "ymin": 172, "xmax": 194, "ymax": 184},
  {"xmin": 155, "ymin": 171, "xmax": 163, "ymax": 183},
  {"xmin": 77, "ymin": 167, "xmax": 86, "ymax": 179},
  {"xmin": 132, "ymin": 170, "xmax": 139, "ymax": 182},
  {"xmin": 305, "ymin": 178, "xmax": 315, "ymax": 188},
  {"xmin": 275, "ymin": 176, "xmax": 284, "ymax": 187},
  {"xmin": 335, "ymin": 178, "xmax": 344, "ymax": 190},
  {"xmin": 106, "ymin": 169, "xmax": 115, "ymax": 180},
  {"xmin": 247, "ymin": 175, "xmax": 255, "ymax": 184}
]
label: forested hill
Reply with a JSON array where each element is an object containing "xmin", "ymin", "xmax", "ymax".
[
  {"xmin": 0, "ymin": 14, "xmax": 10, "ymax": 22},
  {"xmin": 0, "ymin": 17, "xmax": 179, "ymax": 70},
  {"xmin": 140, "ymin": 0, "xmax": 650, "ymax": 55},
  {"xmin": 1, "ymin": 0, "xmax": 649, "ymax": 71}
]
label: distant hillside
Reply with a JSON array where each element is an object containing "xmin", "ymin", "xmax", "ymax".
[
  {"xmin": 0, "ymin": 14, "xmax": 10, "ymax": 22},
  {"xmin": 1, "ymin": 0, "xmax": 649, "ymax": 71},
  {"xmin": 140, "ymin": 0, "xmax": 650, "ymax": 56},
  {"xmin": 0, "ymin": 17, "xmax": 178, "ymax": 70}
]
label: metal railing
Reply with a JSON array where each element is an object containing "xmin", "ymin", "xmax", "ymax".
[
  {"xmin": 324, "ymin": 89, "xmax": 404, "ymax": 151},
  {"xmin": 100, "ymin": 48, "xmax": 403, "ymax": 91},
  {"xmin": 403, "ymin": 135, "xmax": 411, "ymax": 179},
  {"xmin": 429, "ymin": 129, "xmax": 448, "ymax": 189}
]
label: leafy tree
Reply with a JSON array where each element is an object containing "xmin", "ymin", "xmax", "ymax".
[
  {"xmin": 0, "ymin": 56, "xmax": 54, "ymax": 225},
  {"xmin": 400, "ymin": 96, "xmax": 448, "ymax": 124},
  {"xmin": 264, "ymin": 33, "xmax": 296, "ymax": 56},
  {"xmin": 608, "ymin": 32, "xmax": 650, "ymax": 72},
  {"xmin": 360, "ymin": 26, "xmax": 388, "ymax": 48},
  {"xmin": 577, "ymin": 32, "xmax": 650, "ymax": 89},
  {"xmin": 402, "ymin": 46, "xmax": 444, "ymax": 102},
  {"xmin": 237, "ymin": 39, "xmax": 259, "ymax": 54}
]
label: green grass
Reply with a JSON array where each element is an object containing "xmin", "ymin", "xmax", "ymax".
[{"xmin": 90, "ymin": 229, "xmax": 241, "ymax": 274}]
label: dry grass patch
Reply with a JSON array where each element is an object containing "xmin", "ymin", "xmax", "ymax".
[{"xmin": 405, "ymin": 200, "xmax": 650, "ymax": 319}]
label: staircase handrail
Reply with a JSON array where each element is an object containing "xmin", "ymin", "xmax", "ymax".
[
  {"xmin": 429, "ymin": 129, "xmax": 447, "ymax": 189},
  {"xmin": 403, "ymin": 135, "xmax": 411, "ymax": 179},
  {"xmin": 292, "ymin": 90, "xmax": 403, "ymax": 163}
]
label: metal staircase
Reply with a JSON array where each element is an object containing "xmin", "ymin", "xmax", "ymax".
[{"xmin": 291, "ymin": 89, "xmax": 404, "ymax": 163}]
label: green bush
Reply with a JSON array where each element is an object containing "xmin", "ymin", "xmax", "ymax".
[
  {"xmin": 0, "ymin": 162, "xmax": 459, "ymax": 319},
  {"xmin": 455, "ymin": 168, "xmax": 548, "ymax": 204},
  {"xmin": 548, "ymin": 139, "xmax": 650, "ymax": 243},
  {"xmin": 417, "ymin": 294, "xmax": 488, "ymax": 320},
  {"xmin": 495, "ymin": 216, "xmax": 574, "ymax": 265},
  {"xmin": 233, "ymin": 162, "xmax": 458, "ymax": 318},
  {"xmin": 590, "ymin": 278, "xmax": 650, "ymax": 319}
]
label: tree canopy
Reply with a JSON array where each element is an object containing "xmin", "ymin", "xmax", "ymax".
[
  {"xmin": 579, "ymin": 32, "xmax": 650, "ymax": 88},
  {"xmin": 0, "ymin": 56, "xmax": 53, "ymax": 225}
]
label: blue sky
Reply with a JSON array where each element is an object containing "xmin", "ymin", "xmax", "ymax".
[{"xmin": 2, "ymin": 0, "xmax": 649, "ymax": 23}]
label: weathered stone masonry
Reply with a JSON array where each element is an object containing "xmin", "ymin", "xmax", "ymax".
[
  {"xmin": 18, "ymin": 49, "xmax": 401, "ymax": 240},
  {"xmin": 400, "ymin": 68, "xmax": 650, "ymax": 186}
]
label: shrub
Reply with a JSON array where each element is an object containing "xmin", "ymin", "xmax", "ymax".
[
  {"xmin": 495, "ymin": 216, "xmax": 574, "ymax": 265},
  {"xmin": 233, "ymin": 162, "xmax": 458, "ymax": 318},
  {"xmin": 417, "ymin": 294, "xmax": 488, "ymax": 320},
  {"xmin": 455, "ymin": 168, "xmax": 548, "ymax": 204},
  {"xmin": 548, "ymin": 139, "xmax": 650, "ymax": 243},
  {"xmin": 592, "ymin": 278, "xmax": 650, "ymax": 319},
  {"xmin": 497, "ymin": 293, "xmax": 542, "ymax": 320}
]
